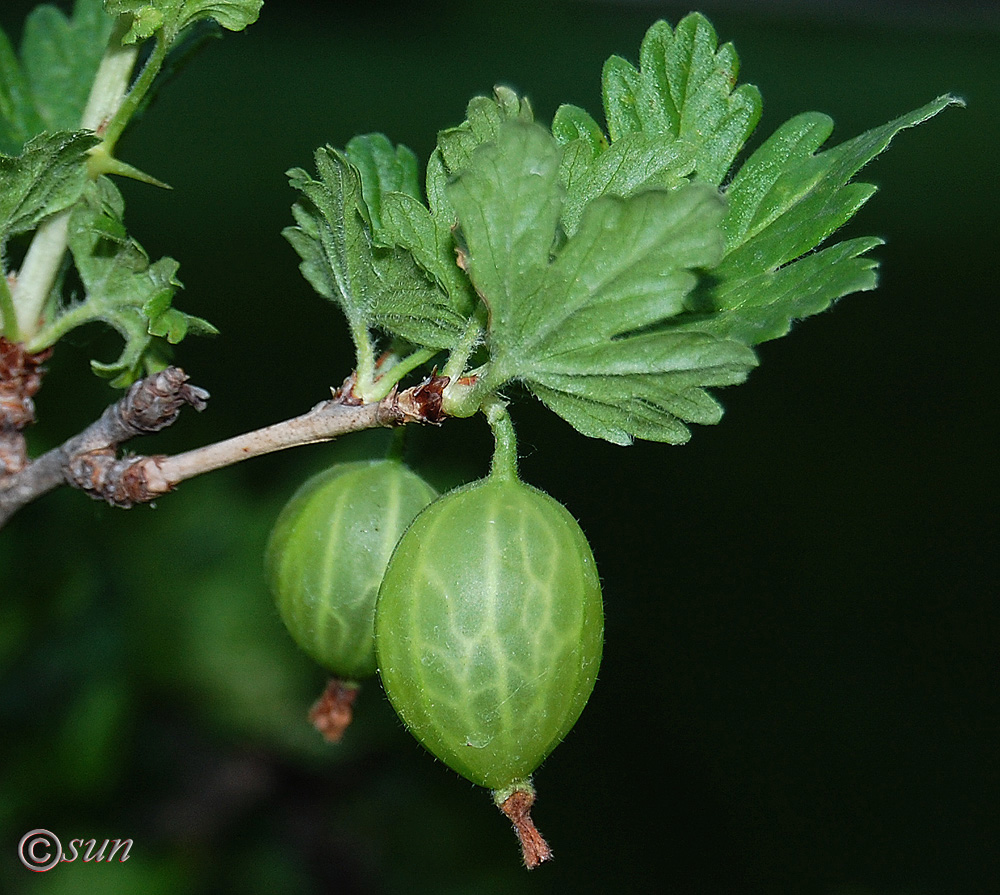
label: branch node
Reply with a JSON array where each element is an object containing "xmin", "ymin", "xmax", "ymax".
[
  {"xmin": 392, "ymin": 373, "xmax": 450, "ymax": 425},
  {"xmin": 116, "ymin": 366, "xmax": 209, "ymax": 435},
  {"xmin": 66, "ymin": 450, "xmax": 172, "ymax": 507},
  {"xmin": 0, "ymin": 338, "xmax": 52, "ymax": 476}
]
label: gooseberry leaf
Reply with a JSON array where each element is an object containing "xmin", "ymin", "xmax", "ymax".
[
  {"xmin": 0, "ymin": 0, "xmax": 112, "ymax": 154},
  {"xmin": 379, "ymin": 188, "xmax": 477, "ymax": 315},
  {"xmin": 0, "ymin": 27, "xmax": 44, "ymax": 155},
  {"xmin": 548, "ymin": 13, "xmax": 763, "ymax": 237},
  {"xmin": 674, "ymin": 94, "xmax": 962, "ymax": 344},
  {"xmin": 601, "ymin": 13, "xmax": 762, "ymax": 186},
  {"xmin": 344, "ymin": 133, "xmax": 421, "ymax": 242},
  {"xmin": 448, "ymin": 120, "xmax": 756, "ymax": 444},
  {"xmin": 104, "ymin": 0, "xmax": 262, "ymax": 43},
  {"xmin": 36, "ymin": 177, "xmax": 214, "ymax": 385},
  {"xmin": 556, "ymin": 130, "xmax": 695, "ymax": 237},
  {"xmin": 0, "ymin": 130, "xmax": 98, "ymax": 242},
  {"xmin": 436, "ymin": 86, "xmax": 533, "ymax": 176},
  {"xmin": 346, "ymin": 88, "xmax": 536, "ymax": 319},
  {"xmin": 551, "ymin": 104, "xmax": 606, "ymax": 152},
  {"xmin": 285, "ymin": 147, "xmax": 470, "ymax": 351}
]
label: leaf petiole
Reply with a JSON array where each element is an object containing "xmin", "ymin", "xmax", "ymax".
[
  {"xmin": 0, "ymin": 272, "xmax": 20, "ymax": 342},
  {"xmin": 441, "ymin": 315, "xmax": 484, "ymax": 384},
  {"xmin": 365, "ymin": 346, "xmax": 439, "ymax": 402},
  {"xmin": 11, "ymin": 15, "xmax": 144, "ymax": 341},
  {"xmin": 98, "ymin": 28, "xmax": 166, "ymax": 155}
]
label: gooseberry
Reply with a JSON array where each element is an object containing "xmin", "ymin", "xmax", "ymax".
[
  {"xmin": 266, "ymin": 458, "xmax": 438, "ymax": 738},
  {"xmin": 375, "ymin": 462, "xmax": 603, "ymax": 866}
]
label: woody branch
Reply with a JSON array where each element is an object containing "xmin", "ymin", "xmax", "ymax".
[{"xmin": 0, "ymin": 353, "xmax": 448, "ymax": 530}]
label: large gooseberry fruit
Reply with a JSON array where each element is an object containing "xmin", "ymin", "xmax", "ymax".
[
  {"xmin": 266, "ymin": 459, "xmax": 438, "ymax": 684},
  {"xmin": 374, "ymin": 471, "xmax": 603, "ymax": 866}
]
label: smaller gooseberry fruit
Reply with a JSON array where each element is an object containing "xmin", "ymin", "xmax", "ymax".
[{"xmin": 266, "ymin": 458, "xmax": 438, "ymax": 740}]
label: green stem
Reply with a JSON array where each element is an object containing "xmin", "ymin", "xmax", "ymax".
[
  {"xmin": 485, "ymin": 399, "xmax": 518, "ymax": 482},
  {"xmin": 380, "ymin": 346, "xmax": 437, "ymax": 390},
  {"xmin": 12, "ymin": 213, "xmax": 71, "ymax": 339},
  {"xmin": 99, "ymin": 32, "xmax": 167, "ymax": 154},
  {"xmin": 25, "ymin": 299, "xmax": 97, "ymax": 352},
  {"xmin": 385, "ymin": 426, "xmax": 408, "ymax": 462},
  {"xmin": 12, "ymin": 17, "xmax": 142, "ymax": 340},
  {"xmin": 0, "ymin": 273, "xmax": 21, "ymax": 343},
  {"xmin": 361, "ymin": 346, "xmax": 438, "ymax": 403},
  {"xmin": 351, "ymin": 321, "xmax": 378, "ymax": 400},
  {"xmin": 441, "ymin": 317, "xmax": 483, "ymax": 384},
  {"xmin": 82, "ymin": 17, "xmax": 143, "ymax": 138}
]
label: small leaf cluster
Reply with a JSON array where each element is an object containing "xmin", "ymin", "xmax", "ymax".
[
  {"xmin": 0, "ymin": 0, "xmax": 260, "ymax": 384},
  {"xmin": 288, "ymin": 14, "xmax": 957, "ymax": 444}
]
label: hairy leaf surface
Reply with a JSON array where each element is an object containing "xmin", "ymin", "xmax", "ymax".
[
  {"xmin": 601, "ymin": 13, "xmax": 762, "ymax": 186},
  {"xmin": 0, "ymin": 0, "xmax": 112, "ymax": 153},
  {"xmin": 677, "ymin": 94, "xmax": 962, "ymax": 344},
  {"xmin": 285, "ymin": 147, "xmax": 469, "ymax": 350},
  {"xmin": 448, "ymin": 120, "xmax": 756, "ymax": 444},
  {"xmin": 35, "ymin": 178, "xmax": 215, "ymax": 385},
  {"xmin": 0, "ymin": 130, "xmax": 97, "ymax": 241}
]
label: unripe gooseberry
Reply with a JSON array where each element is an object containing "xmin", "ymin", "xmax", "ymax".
[
  {"xmin": 266, "ymin": 459, "xmax": 438, "ymax": 683},
  {"xmin": 374, "ymin": 470, "xmax": 603, "ymax": 865}
]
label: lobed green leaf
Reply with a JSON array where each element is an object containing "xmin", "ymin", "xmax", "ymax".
[
  {"xmin": 30, "ymin": 178, "xmax": 214, "ymax": 385},
  {"xmin": 104, "ymin": 0, "xmax": 262, "ymax": 43},
  {"xmin": 446, "ymin": 121, "xmax": 562, "ymax": 359},
  {"xmin": 601, "ymin": 14, "xmax": 762, "ymax": 186},
  {"xmin": 344, "ymin": 133, "xmax": 420, "ymax": 242},
  {"xmin": 680, "ymin": 94, "xmax": 963, "ymax": 345},
  {"xmin": 548, "ymin": 14, "xmax": 761, "ymax": 237},
  {"xmin": 557, "ymin": 131, "xmax": 694, "ymax": 236},
  {"xmin": 436, "ymin": 86, "xmax": 533, "ymax": 177},
  {"xmin": 380, "ymin": 190, "xmax": 476, "ymax": 315},
  {"xmin": 448, "ymin": 120, "xmax": 756, "ymax": 444},
  {"xmin": 285, "ymin": 147, "xmax": 470, "ymax": 351},
  {"xmin": 0, "ymin": 130, "xmax": 98, "ymax": 242}
]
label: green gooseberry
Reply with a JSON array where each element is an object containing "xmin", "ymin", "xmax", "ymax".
[
  {"xmin": 374, "ymin": 466, "xmax": 603, "ymax": 864},
  {"xmin": 266, "ymin": 458, "xmax": 438, "ymax": 683}
]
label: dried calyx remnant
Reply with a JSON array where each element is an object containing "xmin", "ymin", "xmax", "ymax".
[
  {"xmin": 308, "ymin": 679, "xmax": 361, "ymax": 744},
  {"xmin": 496, "ymin": 786, "xmax": 553, "ymax": 869},
  {"xmin": 0, "ymin": 338, "xmax": 50, "ymax": 477}
]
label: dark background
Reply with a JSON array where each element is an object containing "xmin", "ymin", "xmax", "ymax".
[{"xmin": 1, "ymin": 1, "xmax": 996, "ymax": 893}]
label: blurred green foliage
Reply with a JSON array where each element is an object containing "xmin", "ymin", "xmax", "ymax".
[{"xmin": 1, "ymin": 2, "xmax": 996, "ymax": 893}]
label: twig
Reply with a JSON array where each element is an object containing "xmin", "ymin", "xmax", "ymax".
[{"xmin": 0, "ymin": 366, "xmax": 448, "ymax": 530}]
